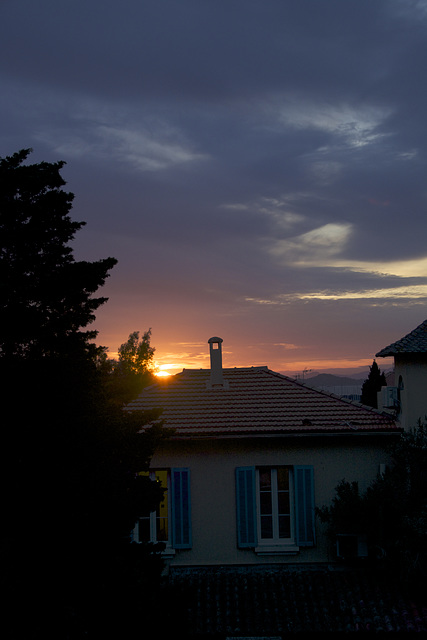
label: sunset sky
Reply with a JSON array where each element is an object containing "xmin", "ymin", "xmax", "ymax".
[{"xmin": 1, "ymin": 0, "xmax": 426, "ymax": 377}]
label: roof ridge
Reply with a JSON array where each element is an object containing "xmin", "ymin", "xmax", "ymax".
[
  {"xmin": 264, "ymin": 368, "xmax": 396, "ymax": 417},
  {"xmin": 126, "ymin": 362, "xmax": 399, "ymax": 436},
  {"xmin": 376, "ymin": 318, "xmax": 427, "ymax": 356},
  {"xmin": 181, "ymin": 366, "xmax": 269, "ymax": 372}
]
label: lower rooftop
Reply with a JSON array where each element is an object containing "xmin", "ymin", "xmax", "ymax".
[{"xmin": 166, "ymin": 564, "xmax": 427, "ymax": 635}]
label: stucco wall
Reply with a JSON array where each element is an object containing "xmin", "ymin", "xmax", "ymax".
[
  {"xmin": 394, "ymin": 355, "xmax": 427, "ymax": 430},
  {"xmin": 150, "ymin": 435, "xmax": 396, "ymax": 567}
]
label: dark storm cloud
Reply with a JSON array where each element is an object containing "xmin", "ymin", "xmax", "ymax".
[
  {"xmin": 0, "ymin": 1, "xmax": 393, "ymax": 101},
  {"xmin": 1, "ymin": 0, "xmax": 427, "ymax": 366}
]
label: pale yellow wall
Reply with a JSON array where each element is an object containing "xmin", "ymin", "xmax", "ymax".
[
  {"xmin": 394, "ymin": 356, "xmax": 427, "ymax": 430},
  {"xmin": 150, "ymin": 435, "xmax": 396, "ymax": 567}
]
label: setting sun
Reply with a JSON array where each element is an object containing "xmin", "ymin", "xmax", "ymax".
[{"xmin": 154, "ymin": 362, "xmax": 177, "ymax": 378}]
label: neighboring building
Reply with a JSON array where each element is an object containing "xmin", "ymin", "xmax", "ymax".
[
  {"xmin": 376, "ymin": 318, "xmax": 427, "ymax": 430},
  {"xmin": 126, "ymin": 337, "xmax": 400, "ymax": 568},
  {"xmin": 303, "ymin": 374, "xmax": 363, "ymax": 403},
  {"xmin": 322, "ymin": 386, "xmax": 361, "ymax": 402}
]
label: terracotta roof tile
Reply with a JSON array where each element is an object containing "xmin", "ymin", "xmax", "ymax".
[
  {"xmin": 126, "ymin": 366, "xmax": 398, "ymax": 437},
  {"xmin": 376, "ymin": 319, "xmax": 427, "ymax": 356},
  {"xmin": 168, "ymin": 566, "xmax": 427, "ymax": 634}
]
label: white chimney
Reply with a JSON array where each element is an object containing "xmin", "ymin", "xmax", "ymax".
[{"xmin": 207, "ymin": 336, "xmax": 229, "ymax": 389}]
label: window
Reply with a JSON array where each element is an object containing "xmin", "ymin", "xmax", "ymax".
[
  {"xmin": 236, "ymin": 465, "xmax": 315, "ymax": 551},
  {"xmin": 257, "ymin": 467, "xmax": 293, "ymax": 543},
  {"xmin": 132, "ymin": 467, "xmax": 191, "ymax": 550},
  {"xmin": 133, "ymin": 470, "xmax": 170, "ymax": 545}
]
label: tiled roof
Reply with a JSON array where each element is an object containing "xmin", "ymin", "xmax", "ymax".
[
  {"xmin": 376, "ymin": 319, "xmax": 427, "ymax": 356},
  {"xmin": 167, "ymin": 565, "xmax": 427, "ymax": 634},
  {"xmin": 126, "ymin": 366, "xmax": 398, "ymax": 437}
]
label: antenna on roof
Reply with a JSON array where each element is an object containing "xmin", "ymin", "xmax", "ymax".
[{"xmin": 298, "ymin": 368, "xmax": 312, "ymax": 381}]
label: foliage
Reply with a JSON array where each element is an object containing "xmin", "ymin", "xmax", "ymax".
[
  {"xmin": 118, "ymin": 329, "xmax": 155, "ymax": 374},
  {"xmin": 99, "ymin": 330, "xmax": 157, "ymax": 405},
  {"xmin": 360, "ymin": 360, "xmax": 386, "ymax": 408},
  {"xmin": 317, "ymin": 420, "xmax": 427, "ymax": 596},
  {"xmin": 317, "ymin": 480, "xmax": 370, "ymax": 535},
  {"xmin": 0, "ymin": 148, "xmax": 117, "ymax": 361},
  {"xmin": 2, "ymin": 356, "xmax": 172, "ymax": 637},
  {"xmin": 0, "ymin": 150, "xmax": 171, "ymax": 637}
]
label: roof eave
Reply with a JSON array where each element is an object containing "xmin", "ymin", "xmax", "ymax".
[
  {"xmin": 376, "ymin": 348, "xmax": 394, "ymax": 357},
  {"xmin": 164, "ymin": 428, "xmax": 402, "ymax": 441}
]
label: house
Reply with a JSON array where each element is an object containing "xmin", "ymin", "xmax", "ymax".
[
  {"xmin": 376, "ymin": 318, "xmax": 427, "ymax": 430},
  {"xmin": 126, "ymin": 337, "xmax": 400, "ymax": 568}
]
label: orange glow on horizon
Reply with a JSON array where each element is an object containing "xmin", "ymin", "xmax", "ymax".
[
  {"xmin": 95, "ymin": 330, "xmax": 394, "ymax": 379},
  {"xmin": 152, "ymin": 356, "xmax": 394, "ymax": 378},
  {"xmin": 154, "ymin": 370, "xmax": 172, "ymax": 378}
]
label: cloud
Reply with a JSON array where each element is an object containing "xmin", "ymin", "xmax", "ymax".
[
  {"xmin": 269, "ymin": 222, "xmax": 353, "ymax": 265},
  {"xmin": 320, "ymin": 256, "xmax": 427, "ymax": 278},
  {"xmin": 221, "ymin": 196, "xmax": 306, "ymax": 230},
  {"xmin": 39, "ymin": 123, "xmax": 207, "ymax": 172},
  {"xmin": 246, "ymin": 284, "xmax": 427, "ymax": 307},
  {"xmin": 392, "ymin": 0, "xmax": 427, "ymax": 21},
  {"xmin": 172, "ymin": 342, "xmax": 207, "ymax": 348},
  {"xmin": 289, "ymin": 285, "xmax": 427, "ymax": 302},
  {"xmin": 220, "ymin": 203, "xmax": 250, "ymax": 212},
  {"xmin": 266, "ymin": 212, "xmax": 427, "ymax": 282},
  {"xmin": 2, "ymin": 0, "xmax": 427, "ymax": 374},
  {"xmin": 262, "ymin": 98, "xmax": 393, "ymax": 149},
  {"xmin": 257, "ymin": 198, "xmax": 307, "ymax": 227},
  {"xmin": 98, "ymin": 124, "xmax": 208, "ymax": 171},
  {"xmin": 32, "ymin": 99, "xmax": 208, "ymax": 172},
  {"xmin": 306, "ymin": 158, "xmax": 343, "ymax": 186},
  {"xmin": 273, "ymin": 343, "xmax": 299, "ymax": 350}
]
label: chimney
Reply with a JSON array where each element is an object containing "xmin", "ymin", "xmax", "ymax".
[{"xmin": 207, "ymin": 336, "xmax": 229, "ymax": 389}]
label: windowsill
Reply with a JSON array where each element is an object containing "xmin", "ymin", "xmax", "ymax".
[
  {"xmin": 255, "ymin": 544, "xmax": 299, "ymax": 556},
  {"xmin": 161, "ymin": 548, "xmax": 176, "ymax": 558}
]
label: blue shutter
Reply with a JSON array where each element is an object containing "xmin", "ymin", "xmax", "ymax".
[
  {"xmin": 235, "ymin": 467, "xmax": 257, "ymax": 548},
  {"xmin": 294, "ymin": 465, "xmax": 315, "ymax": 547},
  {"xmin": 171, "ymin": 468, "xmax": 192, "ymax": 549}
]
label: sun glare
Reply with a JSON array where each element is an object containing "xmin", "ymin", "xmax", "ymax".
[{"xmin": 154, "ymin": 362, "xmax": 177, "ymax": 378}]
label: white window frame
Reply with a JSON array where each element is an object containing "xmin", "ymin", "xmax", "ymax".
[{"xmin": 255, "ymin": 466, "xmax": 298, "ymax": 555}]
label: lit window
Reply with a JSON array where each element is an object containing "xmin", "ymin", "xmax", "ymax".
[
  {"xmin": 132, "ymin": 467, "xmax": 192, "ymax": 550},
  {"xmin": 134, "ymin": 470, "xmax": 170, "ymax": 545}
]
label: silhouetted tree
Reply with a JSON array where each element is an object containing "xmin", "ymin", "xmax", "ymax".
[
  {"xmin": 318, "ymin": 420, "xmax": 427, "ymax": 597},
  {"xmin": 0, "ymin": 150, "xmax": 171, "ymax": 638},
  {"xmin": 0, "ymin": 148, "xmax": 117, "ymax": 362},
  {"xmin": 99, "ymin": 330, "xmax": 157, "ymax": 405},
  {"xmin": 361, "ymin": 360, "xmax": 386, "ymax": 408},
  {"xmin": 118, "ymin": 329, "xmax": 155, "ymax": 374}
]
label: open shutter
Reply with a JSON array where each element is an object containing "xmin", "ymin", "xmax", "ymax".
[
  {"xmin": 171, "ymin": 468, "xmax": 192, "ymax": 549},
  {"xmin": 235, "ymin": 467, "xmax": 257, "ymax": 548},
  {"xmin": 294, "ymin": 465, "xmax": 315, "ymax": 547}
]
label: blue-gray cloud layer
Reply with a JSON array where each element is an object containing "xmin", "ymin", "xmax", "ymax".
[{"xmin": 1, "ymin": 0, "xmax": 426, "ymax": 362}]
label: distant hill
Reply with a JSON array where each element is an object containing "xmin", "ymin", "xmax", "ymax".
[
  {"xmin": 304, "ymin": 373, "xmax": 365, "ymax": 387},
  {"xmin": 301, "ymin": 373, "xmax": 364, "ymax": 402},
  {"xmin": 282, "ymin": 367, "xmax": 393, "ymax": 385}
]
